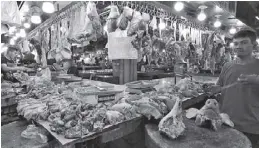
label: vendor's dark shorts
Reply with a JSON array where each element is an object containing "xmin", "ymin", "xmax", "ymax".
[{"xmin": 243, "ymin": 132, "xmax": 259, "ymax": 148}]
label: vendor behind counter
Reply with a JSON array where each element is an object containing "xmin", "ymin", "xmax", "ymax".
[
  {"xmin": 1, "ymin": 45, "xmax": 33, "ymax": 82},
  {"xmin": 63, "ymin": 59, "xmax": 79, "ymax": 76},
  {"xmin": 48, "ymin": 58, "xmax": 79, "ymax": 76},
  {"xmin": 21, "ymin": 52, "xmax": 36, "ymax": 65}
]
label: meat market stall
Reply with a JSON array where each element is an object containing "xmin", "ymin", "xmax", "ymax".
[
  {"xmin": 9, "ymin": 71, "xmax": 218, "ymax": 148},
  {"xmin": 2, "ymin": 1, "xmax": 257, "ymax": 148}
]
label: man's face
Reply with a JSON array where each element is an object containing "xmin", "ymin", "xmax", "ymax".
[
  {"xmin": 233, "ymin": 37, "xmax": 254, "ymax": 57},
  {"xmin": 8, "ymin": 50, "xmax": 17, "ymax": 60}
]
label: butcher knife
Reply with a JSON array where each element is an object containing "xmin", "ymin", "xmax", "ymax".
[
  {"xmin": 220, "ymin": 81, "xmax": 239, "ymax": 91},
  {"xmin": 205, "ymin": 81, "xmax": 239, "ymax": 97}
]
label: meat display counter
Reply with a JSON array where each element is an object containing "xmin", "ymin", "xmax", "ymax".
[{"xmin": 13, "ymin": 76, "xmax": 219, "ymax": 148}]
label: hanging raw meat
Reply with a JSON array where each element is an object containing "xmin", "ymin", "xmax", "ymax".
[
  {"xmin": 142, "ymin": 13, "xmax": 150, "ymax": 31},
  {"xmin": 22, "ymin": 40, "xmax": 30, "ymax": 53},
  {"xmin": 77, "ymin": 3, "xmax": 94, "ymax": 43},
  {"xmin": 127, "ymin": 11, "xmax": 144, "ymax": 36},
  {"xmin": 172, "ymin": 42, "xmax": 187, "ymax": 63},
  {"xmin": 1, "ymin": 1, "xmax": 21, "ymax": 26},
  {"xmin": 42, "ymin": 30, "xmax": 49, "ymax": 53},
  {"xmin": 60, "ymin": 18, "xmax": 71, "ymax": 50},
  {"xmin": 67, "ymin": 10, "xmax": 75, "ymax": 44},
  {"xmin": 86, "ymin": 1, "xmax": 103, "ymax": 40},
  {"xmin": 67, "ymin": 7, "xmax": 82, "ymax": 44},
  {"xmin": 173, "ymin": 21, "xmax": 177, "ymax": 41},
  {"xmin": 161, "ymin": 26, "xmax": 174, "ymax": 44},
  {"xmin": 117, "ymin": 6, "xmax": 133, "ymax": 30},
  {"xmin": 149, "ymin": 16, "xmax": 157, "ymax": 30},
  {"xmin": 142, "ymin": 13, "xmax": 150, "ymax": 23},
  {"xmin": 107, "ymin": 5, "xmax": 120, "ymax": 33},
  {"xmin": 67, "ymin": 3, "xmax": 92, "ymax": 45}
]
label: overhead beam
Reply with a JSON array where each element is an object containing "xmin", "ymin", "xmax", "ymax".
[{"xmin": 26, "ymin": 2, "xmax": 79, "ymax": 38}]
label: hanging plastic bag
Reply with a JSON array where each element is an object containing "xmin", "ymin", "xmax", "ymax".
[
  {"xmin": 21, "ymin": 124, "xmax": 48, "ymax": 144},
  {"xmin": 107, "ymin": 29, "xmax": 137, "ymax": 59},
  {"xmin": 127, "ymin": 11, "xmax": 143, "ymax": 36},
  {"xmin": 117, "ymin": 7, "xmax": 133, "ymax": 30},
  {"xmin": 107, "ymin": 5, "xmax": 120, "ymax": 33}
]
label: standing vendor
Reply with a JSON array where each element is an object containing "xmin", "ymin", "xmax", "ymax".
[
  {"xmin": 1, "ymin": 45, "xmax": 33, "ymax": 81},
  {"xmin": 62, "ymin": 59, "xmax": 79, "ymax": 76},
  {"xmin": 210, "ymin": 29, "xmax": 259, "ymax": 147}
]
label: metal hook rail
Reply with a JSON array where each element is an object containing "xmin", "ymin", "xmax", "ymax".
[{"xmin": 22, "ymin": 1, "xmax": 213, "ymax": 44}]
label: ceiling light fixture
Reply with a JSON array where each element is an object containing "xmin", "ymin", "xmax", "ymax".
[
  {"xmin": 237, "ymin": 20, "xmax": 243, "ymax": 26},
  {"xmin": 10, "ymin": 39, "xmax": 15, "ymax": 45},
  {"xmin": 13, "ymin": 36, "xmax": 18, "ymax": 40},
  {"xmin": 42, "ymin": 2, "xmax": 55, "ymax": 13},
  {"xmin": 2, "ymin": 46, "xmax": 8, "ymax": 52},
  {"xmin": 9, "ymin": 26, "xmax": 17, "ymax": 35},
  {"xmin": 15, "ymin": 32, "xmax": 21, "ymax": 38},
  {"xmin": 214, "ymin": 15, "xmax": 222, "ymax": 28},
  {"xmin": 197, "ymin": 5, "xmax": 207, "ymax": 21},
  {"xmin": 174, "ymin": 2, "xmax": 184, "ymax": 12},
  {"xmin": 24, "ymin": 23, "xmax": 31, "ymax": 29},
  {"xmin": 256, "ymin": 38, "xmax": 259, "ymax": 44},
  {"xmin": 229, "ymin": 27, "xmax": 237, "ymax": 34},
  {"xmin": 31, "ymin": 6, "xmax": 42, "ymax": 24},
  {"xmin": 256, "ymin": 16, "xmax": 259, "ymax": 20},
  {"xmin": 215, "ymin": 5, "xmax": 222, "ymax": 12},
  {"xmin": 230, "ymin": 42, "xmax": 234, "ymax": 47},
  {"xmin": 159, "ymin": 18, "xmax": 166, "ymax": 30},
  {"xmin": 20, "ymin": 29, "xmax": 26, "ymax": 38},
  {"xmin": 31, "ymin": 13, "xmax": 41, "ymax": 24},
  {"xmin": 214, "ymin": 20, "xmax": 221, "ymax": 28}
]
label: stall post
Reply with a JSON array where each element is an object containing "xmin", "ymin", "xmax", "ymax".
[
  {"xmin": 112, "ymin": 59, "xmax": 137, "ymax": 85},
  {"xmin": 108, "ymin": 30, "xmax": 138, "ymax": 85}
]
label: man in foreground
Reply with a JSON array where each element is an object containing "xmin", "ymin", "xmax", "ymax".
[{"xmin": 211, "ymin": 29, "xmax": 259, "ymax": 147}]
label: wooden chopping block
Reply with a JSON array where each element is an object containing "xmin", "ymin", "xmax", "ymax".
[{"xmin": 145, "ymin": 117, "xmax": 252, "ymax": 148}]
